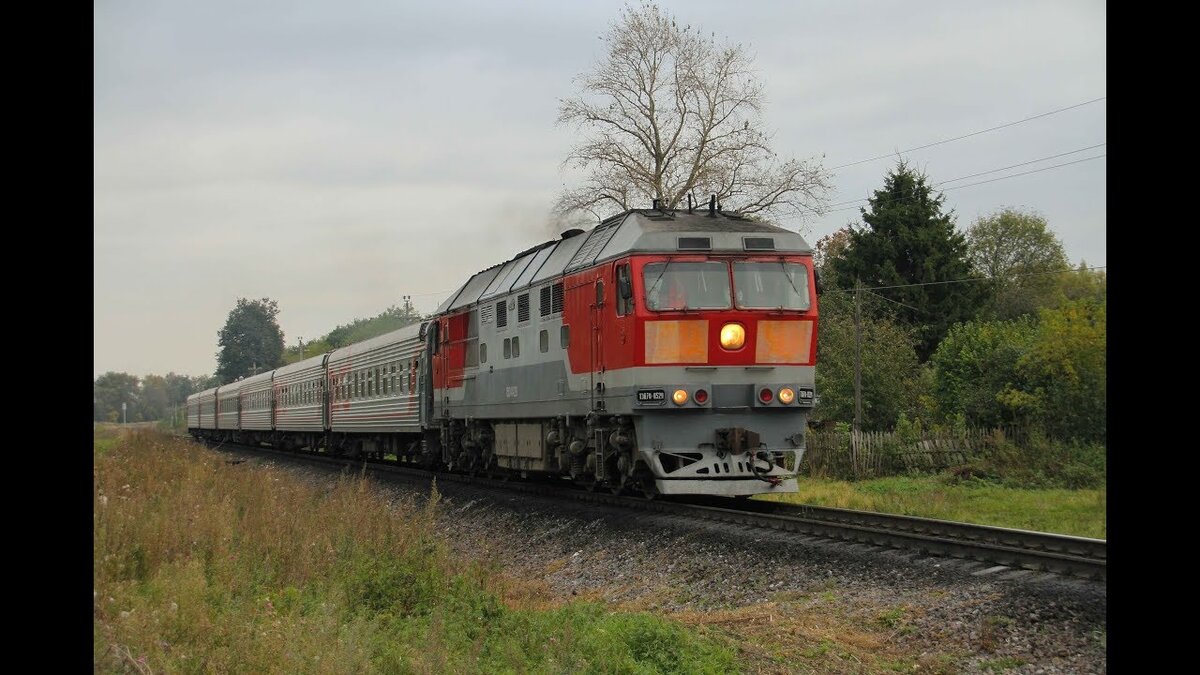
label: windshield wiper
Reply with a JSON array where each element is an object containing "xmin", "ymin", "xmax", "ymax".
[
  {"xmin": 647, "ymin": 258, "xmax": 673, "ymax": 309},
  {"xmin": 780, "ymin": 261, "xmax": 806, "ymax": 309}
]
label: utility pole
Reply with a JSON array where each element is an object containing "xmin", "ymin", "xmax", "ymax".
[
  {"xmin": 852, "ymin": 281, "xmax": 863, "ymax": 475},
  {"xmin": 298, "ymin": 337, "xmax": 304, "ymax": 360},
  {"xmin": 122, "ymin": 401, "xmax": 127, "ymax": 425},
  {"xmin": 853, "ymin": 281, "xmax": 862, "ymax": 434}
]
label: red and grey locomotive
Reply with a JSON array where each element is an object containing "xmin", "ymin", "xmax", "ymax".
[{"xmin": 188, "ymin": 205, "xmax": 818, "ymax": 497}]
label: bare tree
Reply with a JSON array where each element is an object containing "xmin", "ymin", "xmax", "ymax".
[{"xmin": 556, "ymin": 2, "xmax": 831, "ymax": 224}]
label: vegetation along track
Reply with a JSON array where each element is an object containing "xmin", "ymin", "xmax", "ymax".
[{"xmin": 195, "ymin": 437, "xmax": 1106, "ymax": 582}]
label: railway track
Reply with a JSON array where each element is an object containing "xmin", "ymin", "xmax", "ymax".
[{"xmin": 199, "ymin": 438, "xmax": 1107, "ymax": 582}]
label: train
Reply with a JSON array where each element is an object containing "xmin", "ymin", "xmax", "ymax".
[{"xmin": 188, "ymin": 203, "xmax": 818, "ymax": 498}]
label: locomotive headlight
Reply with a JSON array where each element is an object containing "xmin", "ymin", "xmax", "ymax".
[
  {"xmin": 778, "ymin": 387, "xmax": 796, "ymax": 404},
  {"xmin": 719, "ymin": 323, "xmax": 746, "ymax": 350},
  {"xmin": 672, "ymin": 389, "xmax": 689, "ymax": 405}
]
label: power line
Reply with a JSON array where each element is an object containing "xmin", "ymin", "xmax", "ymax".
[
  {"xmin": 829, "ymin": 96, "xmax": 1106, "ymax": 171},
  {"xmin": 822, "ymin": 143, "xmax": 1106, "ymax": 209},
  {"xmin": 935, "ymin": 144, "xmax": 1106, "ymax": 186},
  {"xmin": 825, "ymin": 265, "xmax": 1107, "ymax": 294},
  {"xmin": 822, "ymin": 153, "xmax": 1106, "ymax": 215},
  {"xmin": 862, "ymin": 288, "xmax": 926, "ymax": 314},
  {"xmin": 940, "ymin": 154, "xmax": 1106, "ymax": 192}
]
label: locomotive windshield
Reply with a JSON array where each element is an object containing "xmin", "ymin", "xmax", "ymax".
[
  {"xmin": 733, "ymin": 262, "xmax": 811, "ymax": 310},
  {"xmin": 644, "ymin": 261, "xmax": 731, "ymax": 310}
]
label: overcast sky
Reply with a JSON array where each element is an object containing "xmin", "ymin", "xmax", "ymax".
[{"xmin": 94, "ymin": 0, "xmax": 1106, "ymax": 379}]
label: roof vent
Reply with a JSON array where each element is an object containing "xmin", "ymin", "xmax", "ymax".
[
  {"xmin": 560, "ymin": 228, "xmax": 584, "ymax": 239},
  {"xmin": 678, "ymin": 236, "xmax": 712, "ymax": 251},
  {"xmin": 743, "ymin": 237, "xmax": 776, "ymax": 251}
]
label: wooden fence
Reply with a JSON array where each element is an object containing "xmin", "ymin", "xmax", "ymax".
[{"xmin": 799, "ymin": 427, "xmax": 1029, "ymax": 480}]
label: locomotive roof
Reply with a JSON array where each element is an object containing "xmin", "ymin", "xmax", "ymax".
[{"xmin": 436, "ymin": 209, "xmax": 813, "ymax": 313}]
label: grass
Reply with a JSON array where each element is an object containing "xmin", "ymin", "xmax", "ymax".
[
  {"xmin": 94, "ymin": 430, "xmax": 738, "ymax": 674},
  {"xmin": 757, "ymin": 474, "xmax": 1106, "ymax": 539}
]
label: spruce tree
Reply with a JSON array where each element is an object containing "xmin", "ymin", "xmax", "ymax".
[{"xmin": 832, "ymin": 161, "xmax": 981, "ymax": 361}]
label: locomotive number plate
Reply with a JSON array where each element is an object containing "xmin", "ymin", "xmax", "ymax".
[
  {"xmin": 797, "ymin": 387, "xmax": 815, "ymax": 405},
  {"xmin": 637, "ymin": 389, "xmax": 666, "ymax": 404}
]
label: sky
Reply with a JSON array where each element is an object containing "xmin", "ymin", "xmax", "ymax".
[{"xmin": 94, "ymin": 0, "xmax": 1106, "ymax": 379}]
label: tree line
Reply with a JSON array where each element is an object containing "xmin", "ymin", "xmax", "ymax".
[
  {"xmin": 93, "ymin": 372, "xmax": 217, "ymax": 423},
  {"xmin": 813, "ymin": 161, "xmax": 1106, "ymax": 444}
]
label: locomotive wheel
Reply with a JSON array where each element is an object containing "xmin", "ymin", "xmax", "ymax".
[{"xmin": 634, "ymin": 468, "xmax": 658, "ymax": 501}]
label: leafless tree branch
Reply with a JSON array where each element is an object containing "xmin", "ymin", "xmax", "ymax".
[{"xmin": 556, "ymin": 2, "xmax": 830, "ymax": 229}]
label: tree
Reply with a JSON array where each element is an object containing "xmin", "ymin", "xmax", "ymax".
[
  {"xmin": 967, "ymin": 207, "xmax": 1070, "ymax": 319},
  {"xmin": 556, "ymin": 1, "xmax": 830, "ymax": 222},
  {"xmin": 139, "ymin": 374, "xmax": 170, "ymax": 420},
  {"xmin": 215, "ymin": 298, "xmax": 285, "ymax": 384},
  {"xmin": 94, "ymin": 371, "xmax": 140, "ymax": 422},
  {"xmin": 812, "ymin": 292, "xmax": 924, "ymax": 430},
  {"xmin": 1054, "ymin": 261, "xmax": 1106, "ymax": 305},
  {"xmin": 831, "ymin": 161, "xmax": 982, "ymax": 360},
  {"xmin": 814, "ymin": 225, "xmax": 854, "ymax": 290},
  {"xmin": 930, "ymin": 317, "xmax": 1038, "ymax": 430},
  {"xmin": 931, "ymin": 299, "xmax": 1105, "ymax": 442}
]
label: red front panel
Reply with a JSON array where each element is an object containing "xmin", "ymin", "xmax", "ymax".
[{"xmin": 563, "ymin": 255, "xmax": 818, "ymax": 373}]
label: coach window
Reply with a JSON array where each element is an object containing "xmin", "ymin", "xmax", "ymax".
[
  {"xmin": 560, "ymin": 325, "xmax": 570, "ymax": 349},
  {"xmin": 480, "ymin": 343, "xmax": 488, "ymax": 364},
  {"xmin": 540, "ymin": 330, "xmax": 549, "ymax": 353},
  {"xmin": 503, "ymin": 338, "xmax": 511, "ymax": 359},
  {"xmin": 512, "ymin": 336, "xmax": 520, "ymax": 358},
  {"xmin": 376, "ymin": 368, "xmax": 382, "ymax": 396}
]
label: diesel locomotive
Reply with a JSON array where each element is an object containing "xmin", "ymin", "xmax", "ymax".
[{"xmin": 189, "ymin": 204, "xmax": 818, "ymax": 498}]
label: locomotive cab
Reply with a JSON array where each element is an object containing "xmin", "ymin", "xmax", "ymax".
[{"xmin": 596, "ymin": 251, "xmax": 817, "ymax": 496}]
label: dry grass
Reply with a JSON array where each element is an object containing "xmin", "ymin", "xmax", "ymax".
[
  {"xmin": 94, "ymin": 430, "xmax": 738, "ymax": 674},
  {"xmin": 94, "ymin": 430, "xmax": 439, "ymax": 672}
]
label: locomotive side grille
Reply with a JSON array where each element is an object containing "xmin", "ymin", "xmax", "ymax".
[
  {"xmin": 551, "ymin": 282, "xmax": 564, "ymax": 314},
  {"xmin": 517, "ymin": 293, "xmax": 530, "ymax": 323},
  {"xmin": 565, "ymin": 219, "xmax": 622, "ymax": 271},
  {"xmin": 496, "ymin": 301, "xmax": 508, "ymax": 328},
  {"xmin": 539, "ymin": 285, "xmax": 551, "ymax": 316}
]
